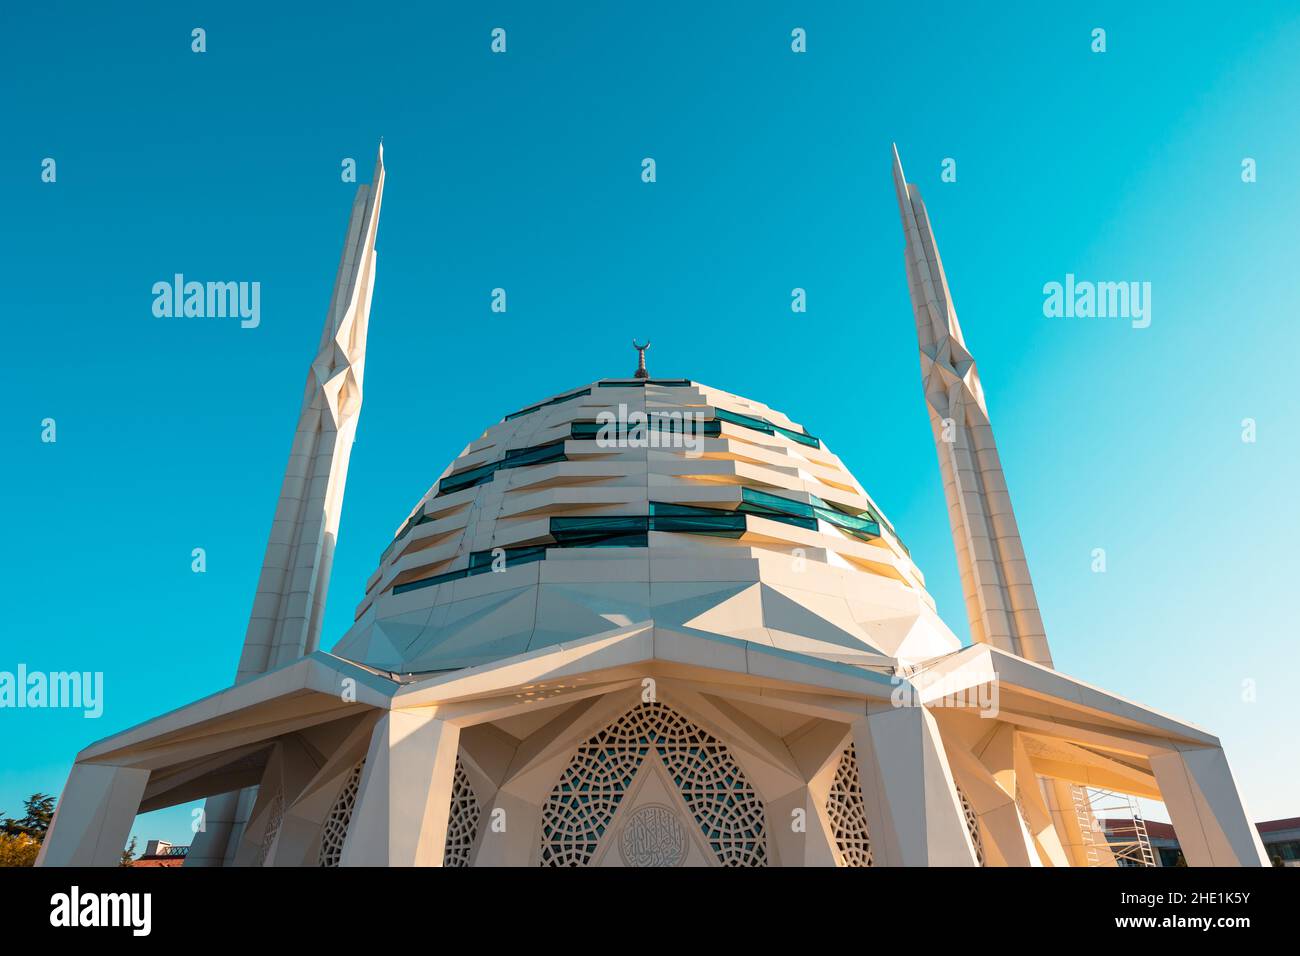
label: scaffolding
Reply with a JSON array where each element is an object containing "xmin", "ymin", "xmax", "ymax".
[{"xmin": 1072, "ymin": 785, "xmax": 1156, "ymax": 867}]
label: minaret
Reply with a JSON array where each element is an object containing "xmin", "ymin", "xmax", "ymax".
[
  {"xmin": 891, "ymin": 145, "xmax": 1052, "ymax": 667},
  {"xmin": 189, "ymin": 145, "xmax": 385, "ymax": 865},
  {"xmin": 236, "ymin": 144, "xmax": 385, "ymax": 681}
]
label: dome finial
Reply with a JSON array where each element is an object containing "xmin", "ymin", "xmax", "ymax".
[{"xmin": 632, "ymin": 339, "xmax": 650, "ymax": 379}]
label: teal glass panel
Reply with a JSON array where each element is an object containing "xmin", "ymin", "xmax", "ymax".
[
  {"xmin": 436, "ymin": 439, "xmax": 570, "ymax": 497},
  {"xmin": 649, "ymin": 502, "xmax": 747, "ymax": 537},
  {"xmin": 550, "ymin": 515, "xmax": 650, "ymax": 548},
  {"xmin": 393, "ymin": 567, "xmax": 468, "ymax": 595},
  {"xmin": 437, "ymin": 461, "xmax": 498, "ymax": 496},
  {"xmin": 739, "ymin": 487, "xmax": 816, "ymax": 519},
  {"xmin": 570, "ymin": 418, "xmax": 721, "ymax": 440},
  {"xmin": 771, "ymin": 424, "xmax": 820, "ymax": 448},
  {"xmin": 553, "ymin": 529, "xmax": 649, "ymax": 548},
  {"xmin": 504, "ymin": 388, "xmax": 591, "ymax": 421},
  {"xmin": 650, "ymin": 502, "xmax": 729, "ymax": 517},
  {"xmin": 653, "ymin": 512, "xmax": 746, "ymax": 536},
  {"xmin": 712, "ymin": 407, "xmax": 821, "ymax": 448},
  {"xmin": 469, "ymin": 545, "xmax": 548, "ymax": 571},
  {"xmin": 569, "ymin": 421, "xmax": 604, "ymax": 440},
  {"xmin": 814, "ymin": 506, "xmax": 881, "ymax": 540},
  {"xmin": 551, "ymin": 516, "xmax": 649, "ymax": 537},
  {"xmin": 501, "ymin": 441, "xmax": 566, "ymax": 469},
  {"xmin": 713, "ymin": 407, "xmax": 773, "ymax": 434}
]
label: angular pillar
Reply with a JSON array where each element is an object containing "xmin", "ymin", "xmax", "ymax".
[
  {"xmin": 1151, "ymin": 745, "xmax": 1268, "ymax": 867},
  {"xmin": 36, "ymin": 763, "xmax": 148, "ymax": 867},
  {"xmin": 851, "ymin": 703, "xmax": 978, "ymax": 866},
  {"xmin": 340, "ymin": 710, "xmax": 460, "ymax": 866},
  {"xmin": 185, "ymin": 790, "xmax": 241, "ymax": 867},
  {"xmin": 947, "ymin": 743, "xmax": 1035, "ymax": 866},
  {"xmin": 471, "ymin": 789, "xmax": 539, "ymax": 866},
  {"xmin": 769, "ymin": 787, "xmax": 840, "ymax": 867},
  {"xmin": 770, "ymin": 722, "xmax": 852, "ymax": 867}
]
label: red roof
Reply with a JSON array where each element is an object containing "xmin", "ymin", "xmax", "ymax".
[
  {"xmin": 1257, "ymin": 817, "xmax": 1300, "ymax": 834},
  {"xmin": 1100, "ymin": 818, "xmax": 1176, "ymax": 840},
  {"xmin": 1099, "ymin": 816, "xmax": 1299, "ymax": 842}
]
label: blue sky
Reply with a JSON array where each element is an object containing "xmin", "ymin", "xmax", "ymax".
[{"xmin": 3, "ymin": 2, "xmax": 1297, "ymax": 847}]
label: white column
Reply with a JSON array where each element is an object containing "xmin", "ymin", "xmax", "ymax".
[
  {"xmin": 340, "ymin": 710, "xmax": 460, "ymax": 866},
  {"xmin": 769, "ymin": 787, "xmax": 840, "ymax": 867},
  {"xmin": 36, "ymin": 763, "xmax": 149, "ymax": 867},
  {"xmin": 1151, "ymin": 745, "xmax": 1268, "ymax": 867},
  {"xmin": 185, "ymin": 790, "xmax": 240, "ymax": 866},
  {"xmin": 851, "ymin": 704, "xmax": 978, "ymax": 866},
  {"xmin": 472, "ymin": 790, "xmax": 540, "ymax": 866}
]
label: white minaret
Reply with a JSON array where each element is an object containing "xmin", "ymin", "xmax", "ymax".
[
  {"xmin": 891, "ymin": 145, "xmax": 1052, "ymax": 667},
  {"xmin": 236, "ymin": 144, "xmax": 385, "ymax": 680},
  {"xmin": 189, "ymin": 145, "xmax": 385, "ymax": 865}
]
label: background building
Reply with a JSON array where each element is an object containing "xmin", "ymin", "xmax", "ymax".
[
  {"xmin": 1101, "ymin": 817, "xmax": 1300, "ymax": 867},
  {"xmin": 127, "ymin": 840, "xmax": 189, "ymax": 868}
]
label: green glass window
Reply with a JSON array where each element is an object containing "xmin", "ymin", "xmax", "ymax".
[
  {"xmin": 739, "ymin": 488, "xmax": 815, "ymax": 519},
  {"xmin": 712, "ymin": 407, "xmax": 821, "ymax": 449},
  {"xmin": 813, "ymin": 506, "xmax": 881, "ymax": 541},
  {"xmin": 772, "ymin": 424, "xmax": 820, "ymax": 448},
  {"xmin": 469, "ymin": 544, "xmax": 548, "ymax": 570},
  {"xmin": 713, "ymin": 407, "xmax": 773, "ymax": 434},
  {"xmin": 569, "ymin": 418, "xmax": 721, "ymax": 441},
  {"xmin": 503, "ymin": 388, "xmax": 591, "ymax": 422},
  {"xmin": 596, "ymin": 379, "xmax": 693, "ymax": 388},
  {"xmin": 735, "ymin": 488, "xmax": 818, "ymax": 531},
  {"xmin": 649, "ymin": 502, "xmax": 746, "ymax": 537},
  {"xmin": 550, "ymin": 516, "xmax": 649, "ymax": 548},
  {"xmin": 569, "ymin": 420, "xmax": 604, "ymax": 440},
  {"xmin": 436, "ymin": 439, "xmax": 570, "ymax": 497},
  {"xmin": 501, "ymin": 440, "xmax": 566, "ymax": 469},
  {"xmin": 393, "ymin": 567, "xmax": 468, "ymax": 595},
  {"xmin": 437, "ymin": 461, "xmax": 498, "ymax": 496}
]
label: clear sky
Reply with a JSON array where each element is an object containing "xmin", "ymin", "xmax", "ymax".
[{"xmin": 3, "ymin": 2, "xmax": 1297, "ymax": 848}]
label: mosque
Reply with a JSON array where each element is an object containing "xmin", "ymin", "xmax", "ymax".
[{"xmin": 36, "ymin": 146, "xmax": 1267, "ymax": 867}]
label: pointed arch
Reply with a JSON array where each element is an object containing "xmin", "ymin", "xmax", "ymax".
[{"xmin": 539, "ymin": 701, "xmax": 767, "ymax": 867}]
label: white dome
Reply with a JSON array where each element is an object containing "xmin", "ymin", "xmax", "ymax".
[{"xmin": 331, "ymin": 378, "xmax": 961, "ymax": 672}]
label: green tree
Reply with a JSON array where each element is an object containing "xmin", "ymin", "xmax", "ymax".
[
  {"xmin": 120, "ymin": 836, "xmax": 138, "ymax": 867},
  {"xmin": 1, "ymin": 793, "xmax": 55, "ymax": 839}
]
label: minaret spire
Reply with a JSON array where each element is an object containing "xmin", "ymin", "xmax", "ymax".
[
  {"xmin": 188, "ymin": 145, "xmax": 385, "ymax": 867},
  {"xmin": 891, "ymin": 145, "xmax": 1052, "ymax": 667},
  {"xmin": 235, "ymin": 143, "xmax": 385, "ymax": 681}
]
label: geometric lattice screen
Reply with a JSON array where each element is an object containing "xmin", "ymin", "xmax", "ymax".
[
  {"xmin": 443, "ymin": 755, "xmax": 480, "ymax": 867},
  {"xmin": 539, "ymin": 701, "xmax": 767, "ymax": 867},
  {"xmin": 255, "ymin": 792, "xmax": 285, "ymax": 867},
  {"xmin": 825, "ymin": 744, "xmax": 873, "ymax": 867},
  {"xmin": 316, "ymin": 754, "xmax": 483, "ymax": 867},
  {"xmin": 957, "ymin": 786, "xmax": 985, "ymax": 867},
  {"xmin": 318, "ymin": 758, "xmax": 366, "ymax": 867}
]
